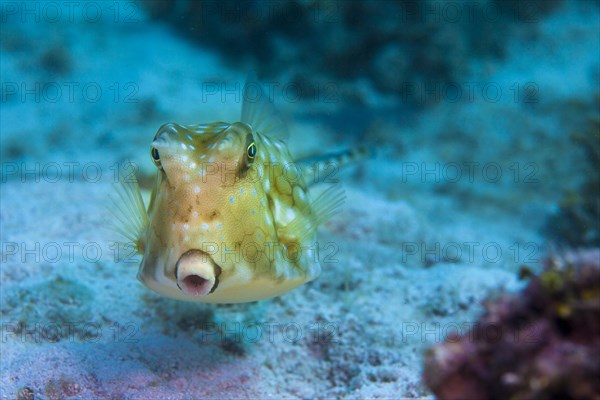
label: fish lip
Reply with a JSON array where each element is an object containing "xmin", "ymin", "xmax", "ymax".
[{"xmin": 175, "ymin": 249, "xmax": 222, "ymax": 296}]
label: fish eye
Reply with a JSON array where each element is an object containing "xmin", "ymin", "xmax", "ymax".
[
  {"xmin": 151, "ymin": 147, "xmax": 162, "ymax": 169},
  {"xmin": 247, "ymin": 142, "xmax": 256, "ymax": 159}
]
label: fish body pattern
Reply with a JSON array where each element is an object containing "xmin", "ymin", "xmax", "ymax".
[{"xmin": 112, "ymin": 76, "xmax": 344, "ymax": 303}]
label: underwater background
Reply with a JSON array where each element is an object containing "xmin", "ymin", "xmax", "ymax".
[{"xmin": 1, "ymin": 0, "xmax": 599, "ymax": 399}]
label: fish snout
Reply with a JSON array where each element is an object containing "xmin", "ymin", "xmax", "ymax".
[{"xmin": 175, "ymin": 250, "xmax": 221, "ymax": 296}]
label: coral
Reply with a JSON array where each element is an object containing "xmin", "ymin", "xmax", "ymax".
[
  {"xmin": 140, "ymin": 0, "xmax": 561, "ymax": 104},
  {"xmin": 544, "ymin": 94, "xmax": 600, "ymax": 247},
  {"xmin": 423, "ymin": 249, "xmax": 600, "ymax": 400},
  {"xmin": 15, "ymin": 387, "xmax": 34, "ymax": 400},
  {"xmin": 44, "ymin": 377, "xmax": 81, "ymax": 400}
]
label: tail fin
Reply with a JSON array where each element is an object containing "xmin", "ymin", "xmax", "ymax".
[{"xmin": 297, "ymin": 145, "xmax": 374, "ymax": 186}]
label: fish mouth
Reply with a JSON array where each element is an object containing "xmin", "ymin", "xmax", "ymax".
[{"xmin": 175, "ymin": 250, "xmax": 222, "ymax": 296}]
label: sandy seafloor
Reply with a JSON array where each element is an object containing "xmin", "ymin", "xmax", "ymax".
[{"xmin": 1, "ymin": 1, "xmax": 599, "ymax": 399}]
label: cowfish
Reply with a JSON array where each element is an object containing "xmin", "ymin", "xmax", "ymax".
[{"xmin": 111, "ymin": 75, "xmax": 345, "ymax": 303}]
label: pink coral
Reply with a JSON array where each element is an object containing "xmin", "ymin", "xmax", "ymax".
[{"xmin": 424, "ymin": 249, "xmax": 600, "ymax": 400}]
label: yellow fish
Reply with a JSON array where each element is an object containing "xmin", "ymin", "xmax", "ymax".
[{"xmin": 112, "ymin": 75, "xmax": 345, "ymax": 303}]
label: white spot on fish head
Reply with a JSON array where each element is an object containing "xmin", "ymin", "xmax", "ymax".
[
  {"xmin": 183, "ymin": 223, "xmax": 189, "ymax": 231},
  {"xmin": 194, "ymin": 186, "xmax": 200, "ymax": 193},
  {"xmin": 201, "ymin": 223, "xmax": 209, "ymax": 231},
  {"xmin": 192, "ymin": 211, "xmax": 198, "ymax": 217},
  {"xmin": 229, "ymin": 196, "xmax": 234, "ymax": 204},
  {"xmin": 286, "ymin": 208, "xmax": 296, "ymax": 220}
]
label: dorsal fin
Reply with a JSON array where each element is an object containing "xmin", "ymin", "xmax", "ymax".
[{"xmin": 241, "ymin": 71, "xmax": 289, "ymax": 141}]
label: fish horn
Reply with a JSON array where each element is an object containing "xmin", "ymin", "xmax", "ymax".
[{"xmin": 175, "ymin": 250, "xmax": 220, "ymax": 296}]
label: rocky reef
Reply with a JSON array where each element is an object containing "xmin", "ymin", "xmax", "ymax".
[
  {"xmin": 140, "ymin": 0, "xmax": 562, "ymax": 105},
  {"xmin": 544, "ymin": 93, "xmax": 600, "ymax": 247},
  {"xmin": 423, "ymin": 249, "xmax": 600, "ymax": 400}
]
